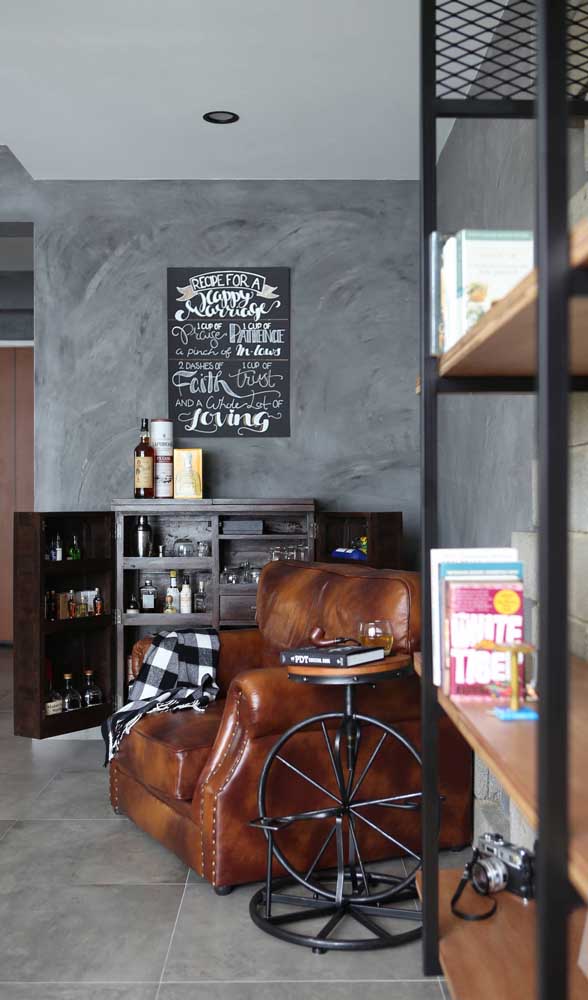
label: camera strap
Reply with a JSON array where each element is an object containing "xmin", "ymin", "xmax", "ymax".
[{"xmin": 450, "ymin": 852, "xmax": 498, "ymax": 922}]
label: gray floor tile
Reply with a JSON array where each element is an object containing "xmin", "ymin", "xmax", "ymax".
[
  {"xmin": 0, "ymin": 821, "xmax": 16, "ymax": 841},
  {"xmin": 438, "ymin": 849, "xmax": 471, "ymax": 871},
  {"xmin": 0, "ymin": 885, "xmax": 184, "ymax": 982},
  {"xmin": 21, "ymin": 769, "xmax": 115, "ymax": 819},
  {"xmin": 0, "ymin": 735, "xmax": 102, "ymax": 774},
  {"xmin": 0, "ymin": 986, "xmax": 158, "ymax": 1000},
  {"xmin": 0, "ymin": 772, "xmax": 58, "ymax": 819},
  {"xmin": 187, "ymin": 869, "xmax": 205, "ymax": 883},
  {"xmin": 163, "ymin": 884, "xmax": 424, "ymax": 983},
  {"xmin": 0, "ymin": 820, "xmax": 188, "ymax": 888},
  {"xmin": 159, "ymin": 985, "xmax": 441, "ymax": 1000}
]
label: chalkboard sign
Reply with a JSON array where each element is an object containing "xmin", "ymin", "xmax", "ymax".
[{"xmin": 167, "ymin": 267, "xmax": 290, "ymax": 438}]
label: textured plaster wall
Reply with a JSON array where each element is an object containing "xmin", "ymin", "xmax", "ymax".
[
  {"xmin": 0, "ymin": 148, "xmax": 420, "ymax": 562},
  {"xmin": 437, "ymin": 118, "xmax": 588, "ymax": 846}
]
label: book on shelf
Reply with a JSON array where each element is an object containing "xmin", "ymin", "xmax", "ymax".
[
  {"xmin": 433, "ymin": 229, "xmax": 534, "ymax": 353},
  {"xmin": 430, "ymin": 548, "xmax": 518, "ymax": 687},
  {"xmin": 440, "ymin": 561, "xmax": 525, "ymax": 696},
  {"xmin": 280, "ymin": 644, "xmax": 385, "ymax": 668}
]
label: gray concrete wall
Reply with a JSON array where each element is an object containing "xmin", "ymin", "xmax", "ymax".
[{"xmin": 0, "ymin": 148, "xmax": 420, "ymax": 562}]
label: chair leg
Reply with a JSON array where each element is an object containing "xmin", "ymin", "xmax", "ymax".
[{"xmin": 214, "ymin": 884, "xmax": 234, "ymax": 896}]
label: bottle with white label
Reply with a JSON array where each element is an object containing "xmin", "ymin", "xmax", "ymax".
[
  {"xmin": 140, "ymin": 579, "xmax": 157, "ymax": 612},
  {"xmin": 166, "ymin": 570, "xmax": 180, "ymax": 613},
  {"xmin": 55, "ymin": 533, "xmax": 63, "ymax": 562},
  {"xmin": 180, "ymin": 577, "xmax": 192, "ymax": 614}
]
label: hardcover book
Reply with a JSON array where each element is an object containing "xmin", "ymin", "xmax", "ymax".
[
  {"xmin": 280, "ymin": 644, "xmax": 385, "ymax": 668},
  {"xmin": 442, "ymin": 566, "xmax": 525, "ymax": 696},
  {"xmin": 430, "ymin": 548, "xmax": 518, "ymax": 687}
]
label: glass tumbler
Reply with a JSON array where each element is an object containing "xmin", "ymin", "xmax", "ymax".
[{"xmin": 357, "ymin": 619, "xmax": 394, "ymax": 656}]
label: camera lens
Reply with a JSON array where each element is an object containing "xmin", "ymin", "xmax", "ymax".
[{"xmin": 472, "ymin": 858, "xmax": 508, "ymax": 895}]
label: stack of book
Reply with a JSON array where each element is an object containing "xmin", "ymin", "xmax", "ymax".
[
  {"xmin": 431, "ymin": 548, "xmax": 525, "ymax": 696},
  {"xmin": 431, "ymin": 229, "xmax": 534, "ymax": 354}
]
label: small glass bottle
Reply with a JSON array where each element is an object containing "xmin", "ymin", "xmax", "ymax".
[
  {"xmin": 62, "ymin": 674, "xmax": 82, "ymax": 711},
  {"xmin": 140, "ymin": 578, "xmax": 158, "ymax": 612},
  {"xmin": 45, "ymin": 590, "xmax": 57, "ymax": 622},
  {"xmin": 77, "ymin": 597, "xmax": 88, "ymax": 617},
  {"xmin": 44, "ymin": 665, "xmax": 63, "ymax": 717},
  {"xmin": 180, "ymin": 577, "xmax": 192, "ymax": 614},
  {"xmin": 126, "ymin": 594, "xmax": 140, "ymax": 615},
  {"xmin": 164, "ymin": 594, "xmax": 175, "ymax": 613},
  {"xmin": 82, "ymin": 669, "xmax": 103, "ymax": 707},
  {"xmin": 134, "ymin": 418, "xmax": 154, "ymax": 499},
  {"xmin": 55, "ymin": 533, "xmax": 63, "ymax": 562},
  {"xmin": 67, "ymin": 535, "xmax": 81, "ymax": 560},
  {"xmin": 93, "ymin": 587, "xmax": 104, "ymax": 616},
  {"xmin": 67, "ymin": 589, "xmax": 77, "ymax": 619}
]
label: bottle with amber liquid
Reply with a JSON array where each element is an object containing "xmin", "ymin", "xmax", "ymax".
[{"xmin": 134, "ymin": 418, "xmax": 154, "ymax": 499}]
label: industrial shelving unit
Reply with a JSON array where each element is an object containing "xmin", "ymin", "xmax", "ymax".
[{"xmin": 419, "ymin": 2, "xmax": 588, "ymax": 997}]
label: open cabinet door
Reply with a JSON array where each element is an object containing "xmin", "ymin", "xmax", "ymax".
[
  {"xmin": 13, "ymin": 511, "xmax": 115, "ymax": 738},
  {"xmin": 0, "ymin": 348, "xmax": 34, "ymax": 643}
]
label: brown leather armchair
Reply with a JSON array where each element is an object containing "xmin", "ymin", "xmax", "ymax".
[{"xmin": 110, "ymin": 561, "xmax": 472, "ymax": 893}]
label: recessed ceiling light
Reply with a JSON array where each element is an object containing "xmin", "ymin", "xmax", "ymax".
[{"xmin": 203, "ymin": 110, "xmax": 240, "ymax": 125}]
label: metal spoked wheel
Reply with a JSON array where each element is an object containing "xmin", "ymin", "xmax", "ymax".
[{"xmin": 250, "ymin": 698, "xmax": 424, "ymax": 951}]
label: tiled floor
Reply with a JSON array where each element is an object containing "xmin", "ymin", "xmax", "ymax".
[{"xmin": 0, "ymin": 647, "xmax": 464, "ymax": 1000}]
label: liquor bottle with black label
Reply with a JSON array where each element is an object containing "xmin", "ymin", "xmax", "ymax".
[{"xmin": 134, "ymin": 418, "xmax": 154, "ymax": 499}]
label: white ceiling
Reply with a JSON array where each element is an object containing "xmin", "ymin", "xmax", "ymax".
[{"xmin": 0, "ymin": 0, "xmax": 428, "ymax": 181}]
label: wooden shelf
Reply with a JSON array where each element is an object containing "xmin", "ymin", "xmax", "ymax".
[
  {"xmin": 43, "ymin": 616, "xmax": 112, "ymax": 634},
  {"xmin": 42, "ymin": 558, "xmax": 112, "ymax": 576},
  {"xmin": 414, "ymin": 653, "xmax": 588, "ymax": 903},
  {"xmin": 122, "ymin": 612, "xmax": 211, "ymax": 627},
  {"xmin": 438, "ymin": 216, "xmax": 588, "ymax": 377},
  {"xmin": 416, "ymin": 870, "xmax": 587, "ymax": 1000},
  {"xmin": 122, "ymin": 557, "xmax": 212, "ymax": 570}
]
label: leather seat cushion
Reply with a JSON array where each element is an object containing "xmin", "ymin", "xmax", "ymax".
[{"xmin": 115, "ymin": 699, "xmax": 226, "ymax": 801}]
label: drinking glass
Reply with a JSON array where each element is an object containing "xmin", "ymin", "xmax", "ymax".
[{"xmin": 358, "ymin": 619, "xmax": 394, "ymax": 656}]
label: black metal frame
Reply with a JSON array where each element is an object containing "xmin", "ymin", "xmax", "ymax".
[
  {"xmin": 249, "ymin": 681, "xmax": 424, "ymax": 952},
  {"xmin": 419, "ymin": 0, "xmax": 585, "ymax": 994}
]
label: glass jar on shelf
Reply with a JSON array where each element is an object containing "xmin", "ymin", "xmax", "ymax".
[
  {"xmin": 197, "ymin": 540, "xmax": 211, "ymax": 557},
  {"xmin": 140, "ymin": 579, "xmax": 158, "ymax": 612},
  {"xmin": 270, "ymin": 546, "xmax": 284, "ymax": 562},
  {"xmin": 173, "ymin": 538, "xmax": 194, "ymax": 558}
]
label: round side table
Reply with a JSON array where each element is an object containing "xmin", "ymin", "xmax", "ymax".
[{"xmin": 249, "ymin": 655, "xmax": 423, "ymax": 952}]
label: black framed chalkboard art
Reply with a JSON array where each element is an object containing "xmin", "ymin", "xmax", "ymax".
[{"xmin": 167, "ymin": 267, "xmax": 290, "ymax": 438}]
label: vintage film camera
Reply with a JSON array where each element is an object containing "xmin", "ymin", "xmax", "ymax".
[{"xmin": 471, "ymin": 833, "xmax": 535, "ymax": 900}]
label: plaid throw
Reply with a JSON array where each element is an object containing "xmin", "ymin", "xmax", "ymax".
[{"xmin": 103, "ymin": 629, "xmax": 220, "ymax": 764}]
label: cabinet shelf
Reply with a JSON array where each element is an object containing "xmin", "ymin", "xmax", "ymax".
[
  {"xmin": 219, "ymin": 533, "xmax": 307, "ymax": 541},
  {"xmin": 122, "ymin": 557, "xmax": 212, "ymax": 570},
  {"xmin": 416, "ymin": 870, "xmax": 587, "ymax": 1000},
  {"xmin": 122, "ymin": 612, "xmax": 211, "ymax": 627},
  {"xmin": 438, "ymin": 217, "xmax": 588, "ymax": 378},
  {"xmin": 43, "ymin": 616, "xmax": 112, "ymax": 634},
  {"xmin": 42, "ymin": 558, "xmax": 112, "ymax": 576},
  {"xmin": 41, "ymin": 702, "xmax": 111, "ymax": 738},
  {"xmin": 415, "ymin": 653, "xmax": 588, "ymax": 903}
]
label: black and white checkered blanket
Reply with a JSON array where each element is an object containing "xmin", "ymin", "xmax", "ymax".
[{"xmin": 103, "ymin": 629, "xmax": 220, "ymax": 764}]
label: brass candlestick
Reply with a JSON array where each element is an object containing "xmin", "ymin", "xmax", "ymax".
[{"xmin": 475, "ymin": 640, "xmax": 536, "ymax": 711}]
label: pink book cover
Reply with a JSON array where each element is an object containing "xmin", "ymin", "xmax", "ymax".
[{"xmin": 443, "ymin": 581, "xmax": 525, "ymax": 696}]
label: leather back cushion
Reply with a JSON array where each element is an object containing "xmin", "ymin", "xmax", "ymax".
[{"xmin": 256, "ymin": 561, "xmax": 421, "ymax": 660}]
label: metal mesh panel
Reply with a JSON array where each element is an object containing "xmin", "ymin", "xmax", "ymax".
[{"xmin": 436, "ymin": 1, "xmax": 588, "ymax": 102}]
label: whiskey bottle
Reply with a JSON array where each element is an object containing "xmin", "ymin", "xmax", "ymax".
[
  {"xmin": 93, "ymin": 587, "xmax": 104, "ymax": 616},
  {"xmin": 44, "ymin": 664, "xmax": 63, "ymax": 717},
  {"xmin": 62, "ymin": 674, "xmax": 82, "ymax": 711},
  {"xmin": 67, "ymin": 589, "xmax": 77, "ymax": 619},
  {"xmin": 134, "ymin": 418, "xmax": 154, "ymax": 499},
  {"xmin": 82, "ymin": 669, "xmax": 103, "ymax": 707}
]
